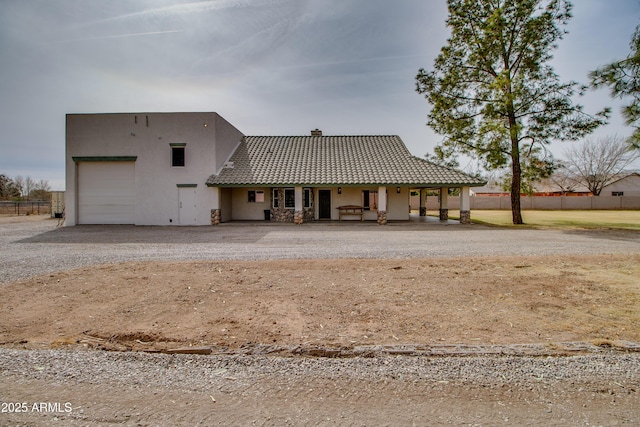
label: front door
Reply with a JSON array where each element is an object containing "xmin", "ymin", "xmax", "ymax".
[{"xmin": 318, "ymin": 190, "xmax": 331, "ymax": 219}]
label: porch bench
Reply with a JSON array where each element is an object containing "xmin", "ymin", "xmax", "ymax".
[{"xmin": 337, "ymin": 205, "xmax": 364, "ymax": 221}]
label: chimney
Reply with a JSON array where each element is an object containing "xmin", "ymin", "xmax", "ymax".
[{"xmin": 311, "ymin": 129, "xmax": 322, "ymax": 136}]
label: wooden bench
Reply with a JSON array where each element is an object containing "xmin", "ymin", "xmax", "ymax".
[{"xmin": 337, "ymin": 205, "xmax": 364, "ymax": 221}]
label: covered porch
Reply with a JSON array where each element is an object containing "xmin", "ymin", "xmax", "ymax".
[
  {"xmin": 208, "ymin": 185, "xmax": 473, "ymax": 225},
  {"xmin": 410, "ymin": 186, "xmax": 472, "ymax": 224}
]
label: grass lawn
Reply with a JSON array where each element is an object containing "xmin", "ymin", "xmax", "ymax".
[{"xmin": 447, "ymin": 210, "xmax": 640, "ymax": 230}]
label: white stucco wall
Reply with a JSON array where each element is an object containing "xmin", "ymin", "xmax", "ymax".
[{"xmin": 66, "ymin": 112, "xmax": 243, "ymax": 225}]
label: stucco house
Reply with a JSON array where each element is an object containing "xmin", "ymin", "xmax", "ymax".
[
  {"xmin": 65, "ymin": 112, "xmax": 484, "ymax": 226},
  {"xmin": 602, "ymin": 172, "xmax": 640, "ymax": 197}
]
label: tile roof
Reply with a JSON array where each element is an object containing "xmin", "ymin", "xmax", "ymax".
[{"xmin": 206, "ymin": 135, "xmax": 485, "ymax": 187}]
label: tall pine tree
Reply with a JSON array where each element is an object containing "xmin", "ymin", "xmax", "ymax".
[
  {"xmin": 416, "ymin": 0, "xmax": 608, "ymax": 224},
  {"xmin": 590, "ymin": 25, "xmax": 640, "ymax": 149}
]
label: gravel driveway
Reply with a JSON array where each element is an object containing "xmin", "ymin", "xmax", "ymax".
[
  {"xmin": 2, "ymin": 216, "xmax": 640, "ymax": 426},
  {"xmin": 2, "ymin": 216, "xmax": 639, "ymax": 283}
]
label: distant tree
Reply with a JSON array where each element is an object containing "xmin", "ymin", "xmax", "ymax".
[
  {"xmin": 547, "ymin": 162, "xmax": 580, "ymax": 195},
  {"xmin": 24, "ymin": 176, "xmax": 36, "ymax": 201},
  {"xmin": 12, "ymin": 175, "xmax": 25, "ymax": 199},
  {"xmin": 29, "ymin": 179, "xmax": 51, "ymax": 201},
  {"xmin": 590, "ymin": 25, "xmax": 640, "ymax": 148},
  {"xmin": 0, "ymin": 174, "xmax": 51, "ymax": 200},
  {"xmin": 0, "ymin": 174, "xmax": 10, "ymax": 199},
  {"xmin": 0, "ymin": 174, "xmax": 21, "ymax": 200},
  {"xmin": 562, "ymin": 135, "xmax": 640, "ymax": 195},
  {"xmin": 416, "ymin": 0, "xmax": 608, "ymax": 224}
]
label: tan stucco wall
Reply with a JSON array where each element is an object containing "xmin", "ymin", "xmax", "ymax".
[
  {"xmin": 426, "ymin": 195, "xmax": 640, "ymax": 210},
  {"xmin": 603, "ymin": 175, "xmax": 640, "ymax": 197},
  {"xmin": 230, "ymin": 187, "xmax": 272, "ymax": 220},
  {"xmin": 65, "ymin": 112, "xmax": 243, "ymax": 225},
  {"xmin": 387, "ymin": 187, "xmax": 410, "ymax": 220},
  {"xmin": 220, "ymin": 188, "xmax": 233, "ymax": 222},
  {"xmin": 323, "ymin": 186, "xmax": 410, "ymax": 221}
]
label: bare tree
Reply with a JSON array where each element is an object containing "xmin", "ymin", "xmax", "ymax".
[
  {"xmin": 29, "ymin": 179, "xmax": 51, "ymax": 200},
  {"xmin": 548, "ymin": 163, "xmax": 581, "ymax": 195},
  {"xmin": 13, "ymin": 175, "xmax": 25, "ymax": 199},
  {"xmin": 563, "ymin": 136, "xmax": 640, "ymax": 195},
  {"xmin": 24, "ymin": 176, "xmax": 36, "ymax": 201}
]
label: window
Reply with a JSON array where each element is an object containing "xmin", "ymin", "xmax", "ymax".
[
  {"xmin": 362, "ymin": 190, "xmax": 378, "ymax": 211},
  {"xmin": 303, "ymin": 188, "xmax": 311, "ymax": 208},
  {"xmin": 612, "ymin": 191, "xmax": 624, "ymax": 196},
  {"xmin": 248, "ymin": 190, "xmax": 264, "ymax": 203},
  {"xmin": 284, "ymin": 188, "xmax": 295, "ymax": 208},
  {"xmin": 273, "ymin": 188, "xmax": 304, "ymax": 208},
  {"xmin": 171, "ymin": 144, "xmax": 186, "ymax": 167}
]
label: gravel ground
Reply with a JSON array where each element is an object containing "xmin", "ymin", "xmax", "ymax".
[
  {"xmin": 3, "ymin": 348, "xmax": 640, "ymax": 389},
  {"xmin": 2, "ymin": 216, "xmax": 639, "ymax": 284},
  {"xmin": 2, "ymin": 349, "xmax": 639, "ymax": 425},
  {"xmin": 2, "ymin": 216, "xmax": 640, "ymax": 425}
]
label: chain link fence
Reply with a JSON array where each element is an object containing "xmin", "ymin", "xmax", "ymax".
[{"xmin": 0, "ymin": 201, "xmax": 51, "ymax": 216}]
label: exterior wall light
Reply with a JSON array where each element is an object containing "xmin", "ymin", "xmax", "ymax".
[
  {"xmin": 337, "ymin": 187, "xmax": 342, "ymax": 194},
  {"xmin": 396, "ymin": 187, "xmax": 401, "ymax": 193}
]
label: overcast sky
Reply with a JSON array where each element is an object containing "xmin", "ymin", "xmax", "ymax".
[{"xmin": 1, "ymin": 0, "xmax": 638, "ymax": 190}]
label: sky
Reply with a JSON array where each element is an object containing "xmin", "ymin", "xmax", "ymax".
[{"xmin": 1, "ymin": 0, "xmax": 639, "ymax": 191}]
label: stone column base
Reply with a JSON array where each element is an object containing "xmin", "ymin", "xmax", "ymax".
[
  {"xmin": 377, "ymin": 210, "xmax": 387, "ymax": 225},
  {"xmin": 419, "ymin": 207, "xmax": 427, "ymax": 216},
  {"xmin": 211, "ymin": 209, "xmax": 221, "ymax": 225},
  {"xmin": 459, "ymin": 210, "xmax": 471, "ymax": 224},
  {"xmin": 294, "ymin": 210, "xmax": 305, "ymax": 224},
  {"xmin": 439, "ymin": 208, "xmax": 449, "ymax": 221}
]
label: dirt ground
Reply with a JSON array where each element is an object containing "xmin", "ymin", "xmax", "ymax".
[
  {"xmin": 2, "ymin": 251, "xmax": 640, "ymax": 425},
  {"xmin": 2, "ymin": 254, "xmax": 639, "ymax": 352}
]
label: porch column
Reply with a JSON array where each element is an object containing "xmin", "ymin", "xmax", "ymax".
[
  {"xmin": 210, "ymin": 186, "xmax": 221, "ymax": 225},
  {"xmin": 439, "ymin": 187, "xmax": 449, "ymax": 221},
  {"xmin": 377, "ymin": 186, "xmax": 387, "ymax": 225},
  {"xmin": 459, "ymin": 186, "xmax": 471, "ymax": 224},
  {"xmin": 294, "ymin": 186, "xmax": 304, "ymax": 224},
  {"xmin": 419, "ymin": 188, "xmax": 427, "ymax": 216}
]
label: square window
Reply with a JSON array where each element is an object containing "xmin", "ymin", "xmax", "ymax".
[
  {"xmin": 284, "ymin": 188, "xmax": 295, "ymax": 208},
  {"xmin": 248, "ymin": 190, "xmax": 264, "ymax": 203},
  {"xmin": 172, "ymin": 146, "xmax": 185, "ymax": 167}
]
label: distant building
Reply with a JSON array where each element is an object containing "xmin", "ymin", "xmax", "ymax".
[{"xmin": 602, "ymin": 173, "xmax": 640, "ymax": 197}]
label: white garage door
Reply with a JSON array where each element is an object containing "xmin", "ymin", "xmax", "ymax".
[{"xmin": 78, "ymin": 161, "xmax": 135, "ymax": 224}]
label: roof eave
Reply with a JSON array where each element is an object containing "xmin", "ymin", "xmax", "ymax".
[{"xmin": 206, "ymin": 181, "xmax": 487, "ymax": 187}]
